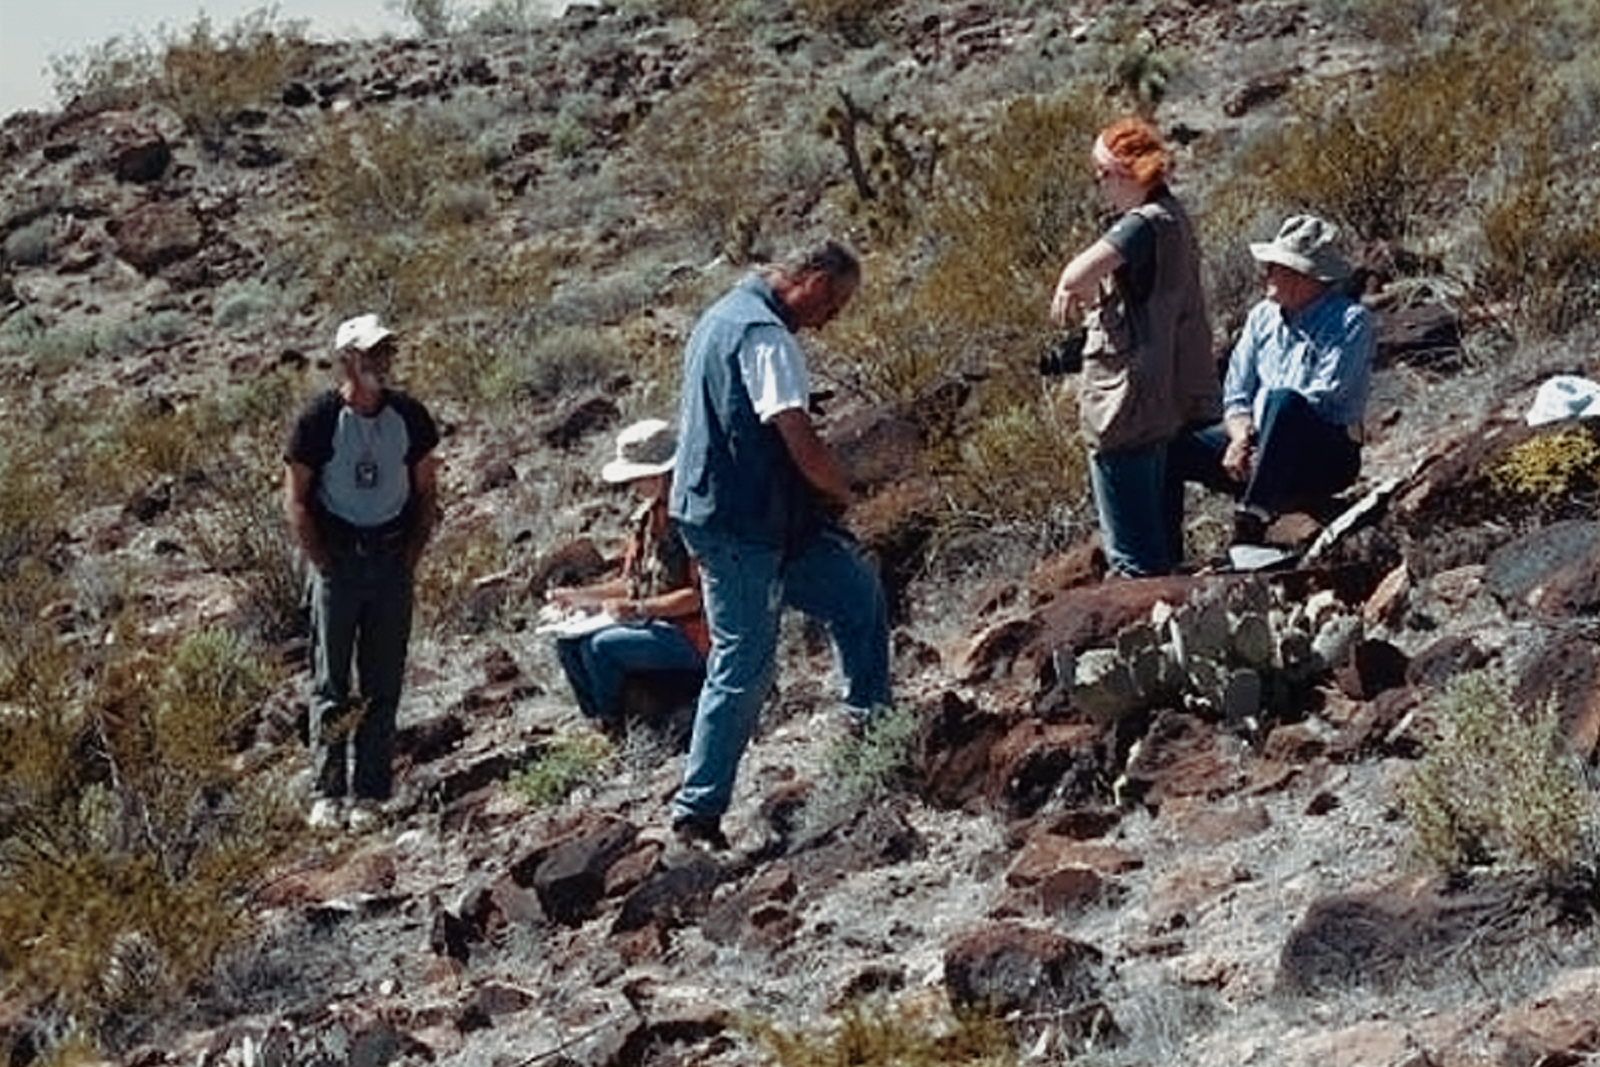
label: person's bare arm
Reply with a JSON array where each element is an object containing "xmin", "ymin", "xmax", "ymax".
[
  {"xmin": 550, "ymin": 576, "xmax": 629, "ymax": 610},
  {"xmin": 404, "ymin": 452, "xmax": 442, "ymax": 570},
  {"xmin": 284, "ymin": 461, "xmax": 329, "ymax": 571},
  {"xmin": 1050, "ymin": 239, "xmax": 1124, "ymax": 326},
  {"xmin": 772, "ymin": 407, "xmax": 854, "ymax": 515}
]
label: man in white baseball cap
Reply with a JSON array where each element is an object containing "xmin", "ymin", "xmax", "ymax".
[
  {"xmin": 1167, "ymin": 215, "xmax": 1376, "ymax": 564},
  {"xmin": 283, "ymin": 314, "xmax": 441, "ymax": 832}
]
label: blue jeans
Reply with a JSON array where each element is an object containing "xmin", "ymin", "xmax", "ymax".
[
  {"xmin": 1168, "ymin": 388, "xmax": 1360, "ymax": 525},
  {"xmin": 1089, "ymin": 439, "xmax": 1174, "ymax": 577},
  {"xmin": 309, "ymin": 547, "xmax": 414, "ymax": 802},
  {"xmin": 556, "ymin": 621, "xmax": 704, "ymax": 722},
  {"xmin": 672, "ymin": 522, "xmax": 891, "ymax": 821}
]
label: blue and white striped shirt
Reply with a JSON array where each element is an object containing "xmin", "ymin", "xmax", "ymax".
[{"xmin": 1223, "ymin": 291, "xmax": 1375, "ymax": 432}]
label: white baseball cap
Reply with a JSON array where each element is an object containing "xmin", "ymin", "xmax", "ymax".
[{"xmin": 334, "ymin": 314, "xmax": 395, "ymax": 352}]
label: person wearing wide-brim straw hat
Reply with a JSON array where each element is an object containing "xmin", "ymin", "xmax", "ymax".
[
  {"xmin": 546, "ymin": 419, "xmax": 708, "ymax": 730},
  {"xmin": 1166, "ymin": 214, "xmax": 1376, "ymax": 561}
]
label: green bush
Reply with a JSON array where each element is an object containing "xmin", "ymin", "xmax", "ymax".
[
  {"xmin": 825, "ymin": 703, "xmax": 919, "ymax": 805},
  {"xmin": 3, "ymin": 217, "xmax": 54, "ymax": 268},
  {"xmin": 510, "ymin": 733, "xmax": 611, "ymax": 807},
  {"xmin": 1402, "ymin": 671, "xmax": 1595, "ymax": 874}
]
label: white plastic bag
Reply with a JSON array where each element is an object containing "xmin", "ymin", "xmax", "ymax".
[{"xmin": 1526, "ymin": 375, "xmax": 1600, "ymax": 426}]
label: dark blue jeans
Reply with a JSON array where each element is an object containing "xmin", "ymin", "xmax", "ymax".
[
  {"xmin": 309, "ymin": 548, "xmax": 414, "ymax": 802},
  {"xmin": 556, "ymin": 621, "xmax": 705, "ymax": 722},
  {"xmin": 1167, "ymin": 388, "xmax": 1361, "ymax": 548},
  {"xmin": 1089, "ymin": 439, "xmax": 1173, "ymax": 577}
]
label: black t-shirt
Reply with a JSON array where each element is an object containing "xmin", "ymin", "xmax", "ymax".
[{"xmin": 1104, "ymin": 210, "xmax": 1157, "ymax": 305}]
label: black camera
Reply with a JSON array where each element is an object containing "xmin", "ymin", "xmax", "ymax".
[{"xmin": 1038, "ymin": 328, "xmax": 1087, "ymax": 377}]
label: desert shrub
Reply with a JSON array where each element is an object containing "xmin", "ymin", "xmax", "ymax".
[
  {"xmin": 751, "ymin": 1001, "xmax": 1019, "ymax": 1067},
  {"xmin": 949, "ymin": 393, "xmax": 1090, "ymax": 527},
  {"xmin": 157, "ymin": 11, "xmax": 312, "ymax": 146},
  {"xmin": 1478, "ymin": 144, "xmax": 1600, "ymax": 337},
  {"xmin": 464, "ymin": 0, "xmax": 553, "ymax": 35},
  {"xmin": 488, "ymin": 324, "xmax": 627, "ymax": 405},
  {"xmin": 180, "ymin": 454, "xmax": 308, "ymax": 643},
  {"xmin": 213, "ymin": 278, "xmax": 303, "ymax": 332},
  {"xmin": 303, "ymin": 110, "xmax": 488, "ymax": 235},
  {"xmin": 824, "ymin": 703, "xmax": 919, "ymax": 805},
  {"xmin": 0, "ymin": 626, "xmax": 288, "ymax": 1044},
  {"xmin": 0, "ymin": 447, "xmax": 64, "ymax": 580},
  {"xmin": 400, "ymin": 0, "xmax": 456, "ymax": 36},
  {"xmin": 510, "ymin": 733, "xmax": 611, "ymax": 807},
  {"xmin": 1312, "ymin": 0, "xmax": 1451, "ymax": 43},
  {"xmin": 3, "ymin": 217, "xmax": 54, "ymax": 268},
  {"xmin": 1487, "ymin": 425, "xmax": 1600, "ymax": 500},
  {"xmin": 1232, "ymin": 40, "xmax": 1533, "ymax": 244},
  {"xmin": 844, "ymin": 90, "xmax": 1106, "ymax": 398},
  {"xmin": 1401, "ymin": 671, "xmax": 1595, "ymax": 874},
  {"xmin": 628, "ymin": 69, "xmax": 806, "ymax": 261},
  {"xmin": 110, "ymin": 395, "xmax": 228, "ymax": 482},
  {"xmin": 414, "ymin": 520, "xmax": 508, "ymax": 635},
  {"xmin": 51, "ymin": 10, "xmax": 310, "ymax": 140},
  {"xmin": 50, "ymin": 35, "xmax": 160, "ymax": 112},
  {"xmin": 101, "ymin": 310, "xmax": 190, "ymax": 357},
  {"xmin": 796, "ymin": 0, "xmax": 900, "ymax": 46}
]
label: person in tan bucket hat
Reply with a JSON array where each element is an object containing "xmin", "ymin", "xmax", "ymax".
[
  {"xmin": 545, "ymin": 419, "xmax": 708, "ymax": 731},
  {"xmin": 1167, "ymin": 214, "xmax": 1375, "ymax": 564}
]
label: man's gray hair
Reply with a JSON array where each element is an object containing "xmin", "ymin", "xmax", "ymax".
[{"xmin": 779, "ymin": 240, "xmax": 860, "ymax": 284}]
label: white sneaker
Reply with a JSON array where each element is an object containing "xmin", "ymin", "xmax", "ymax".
[
  {"xmin": 308, "ymin": 798, "xmax": 345, "ymax": 831},
  {"xmin": 346, "ymin": 801, "xmax": 384, "ymax": 833}
]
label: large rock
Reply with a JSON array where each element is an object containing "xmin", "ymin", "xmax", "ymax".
[
  {"xmin": 1486, "ymin": 519, "xmax": 1600, "ymax": 617},
  {"xmin": 943, "ymin": 920, "xmax": 1104, "ymax": 1016},
  {"xmin": 112, "ymin": 201, "xmax": 203, "ymax": 274},
  {"xmin": 1489, "ymin": 966, "xmax": 1600, "ymax": 1066},
  {"xmin": 1510, "ymin": 632, "xmax": 1600, "ymax": 761},
  {"xmin": 1117, "ymin": 711, "xmax": 1244, "ymax": 811},
  {"xmin": 1278, "ymin": 876, "xmax": 1540, "ymax": 994}
]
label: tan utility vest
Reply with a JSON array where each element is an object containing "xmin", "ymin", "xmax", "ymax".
[{"xmin": 1078, "ymin": 193, "xmax": 1219, "ymax": 452}]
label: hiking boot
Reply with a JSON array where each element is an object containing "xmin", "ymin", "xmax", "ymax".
[
  {"xmin": 346, "ymin": 800, "xmax": 385, "ymax": 833},
  {"xmin": 1230, "ymin": 509, "xmax": 1269, "ymax": 546},
  {"xmin": 671, "ymin": 814, "xmax": 730, "ymax": 851},
  {"xmin": 307, "ymin": 798, "xmax": 345, "ymax": 831}
]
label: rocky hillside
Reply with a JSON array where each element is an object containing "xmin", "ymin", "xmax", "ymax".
[{"xmin": 3, "ymin": 2, "xmax": 1600, "ymax": 1065}]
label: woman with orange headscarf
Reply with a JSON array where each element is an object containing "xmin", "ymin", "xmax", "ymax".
[{"xmin": 1050, "ymin": 117, "xmax": 1219, "ymax": 576}]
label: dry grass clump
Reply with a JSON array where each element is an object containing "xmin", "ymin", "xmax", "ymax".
[
  {"xmin": 1401, "ymin": 671, "xmax": 1596, "ymax": 874},
  {"xmin": 750, "ymin": 1001, "xmax": 1020, "ymax": 1067}
]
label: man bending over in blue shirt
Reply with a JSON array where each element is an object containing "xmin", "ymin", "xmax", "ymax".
[{"xmin": 1168, "ymin": 214, "xmax": 1375, "ymax": 554}]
